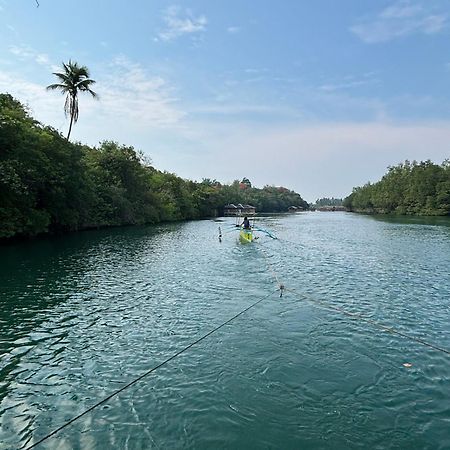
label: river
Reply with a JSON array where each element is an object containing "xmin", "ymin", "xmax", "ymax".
[{"xmin": 1, "ymin": 212, "xmax": 449, "ymax": 449}]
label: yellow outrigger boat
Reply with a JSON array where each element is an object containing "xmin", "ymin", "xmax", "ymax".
[
  {"xmin": 239, "ymin": 228, "xmax": 254, "ymax": 244},
  {"xmin": 219, "ymin": 217, "xmax": 275, "ymax": 244}
]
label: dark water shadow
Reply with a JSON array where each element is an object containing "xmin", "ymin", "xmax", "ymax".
[
  {"xmin": 0, "ymin": 223, "xmax": 186, "ymax": 403},
  {"xmin": 0, "ymin": 223, "xmax": 184, "ymax": 340}
]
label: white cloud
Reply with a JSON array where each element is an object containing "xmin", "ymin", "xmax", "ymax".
[
  {"xmin": 0, "ymin": 55, "xmax": 185, "ymax": 144},
  {"xmin": 94, "ymin": 55, "xmax": 184, "ymax": 127},
  {"xmin": 2, "ymin": 59, "xmax": 449, "ymax": 200},
  {"xmin": 0, "ymin": 71, "xmax": 62, "ymax": 124},
  {"xmin": 35, "ymin": 53, "xmax": 50, "ymax": 65},
  {"xmin": 2, "ymin": 36, "xmax": 449, "ymax": 200},
  {"xmin": 196, "ymin": 120, "xmax": 450, "ymax": 200},
  {"xmin": 189, "ymin": 103, "xmax": 293, "ymax": 116},
  {"xmin": 319, "ymin": 73, "xmax": 380, "ymax": 92},
  {"xmin": 319, "ymin": 80, "xmax": 366, "ymax": 92},
  {"xmin": 157, "ymin": 5, "xmax": 207, "ymax": 41},
  {"xmin": 350, "ymin": 1, "xmax": 447, "ymax": 43},
  {"xmin": 244, "ymin": 68, "xmax": 268, "ymax": 74},
  {"xmin": 9, "ymin": 45, "xmax": 33, "ymax": 58},
  {"xmin": 227, "ymin": 26, "xmax": 240, "ymax": 34},
  {"xmin": 420, "ymin": 14, "xmax": 447, "ymax": 33},
  {"xmin": 9, "ymin": 45, "xmax": 52, "ymax": 68},
  {"xmin": 380, "ymin": 2, "xmax": 423, "ymax": 19}
]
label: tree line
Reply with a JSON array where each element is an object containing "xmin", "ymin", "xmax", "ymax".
[
  {"xmin": 314, "ymin": 197, "xmax": 343, "ymax": 207},
  {"xmin": 0, "ymin": 94, "xmax": 308, "ymax": 239},
  {"xmin": 344, "ymin": 160, "xmax": 450, "ymax": 216}
]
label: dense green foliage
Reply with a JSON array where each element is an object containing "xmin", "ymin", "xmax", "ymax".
[
  {"xmin": 0, "ymin": 94, "xmax": 308, "ymax": 239},
  {"xmin": 204, "ymin": 179, "xmax": 308, "ymax": 214},
  {"xmin": 344, "ymin": 160, "xmax": 450, "ymax": 216},
  {"xmin": 314, "ymin": 197, "xmax": 343, "ymax": 207}
]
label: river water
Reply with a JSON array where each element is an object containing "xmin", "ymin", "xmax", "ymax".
[{"xmin": 1, "ymin": 212, "xmax": 449, "ymax": 449}]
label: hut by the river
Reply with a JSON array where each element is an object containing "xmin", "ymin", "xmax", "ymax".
[{"xmin": 224, "ymin": 204, "xmax": 256, "ymax": 216}]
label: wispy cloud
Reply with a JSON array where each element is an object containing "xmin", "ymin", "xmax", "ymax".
[
  {"xmin": 350, "ymin": 1, "xmax": 447, "ymax": 43},
  {"xmin": 97, "ymin": 55, "xmax": 184, "ymax": 127},
  {"xmin": 227, "ymin": 26, "xmax": 240, "ymax": 34},
  {"xmin": 0, "ymin": 54, "xmax": 185, "ymax": 144},
  {"xmin": 188, "ymin": 103, "xmax": 294, "ymax": 117},
  {"xmin": 244, "ymin": 68, "xmax": 268, "ymax": 74},
  {"xmin": 319, "ymin": 73, "xmax": 380, "ymax": 92},
  {"xmin": 157, "ymin": 6, "xmax": 207, "ymax": 41},
  {"xmin": 9, "ymin": 45, "xmax": 51, "ymax": 67},
  {"xmin": 0, "ymin": 71, "xmax": 62, "ymax": 124},
  {"xmin": 35, "ymin": 54, "xmax": 50, "ymax": 65},
  {"xmin": 9, "ymin": 45, "xmax": 34, "ymax": 59}
]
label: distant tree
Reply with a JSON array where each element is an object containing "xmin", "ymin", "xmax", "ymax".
[
  {"xmin": 240, "ymin": 177, "xmax": 252, "ymax": 189},
  {"xmin": 201, "ymin": 178, "xmax": 221, "ymax": 187},
  {"xmin": 47, "ymin": 60, "xmax": 98, "ymax": 140}
]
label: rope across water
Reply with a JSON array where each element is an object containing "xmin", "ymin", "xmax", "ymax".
[
  {"xmin": 255, "ymin": 236, "xmax": 450, "ymax": 356},
  {"xmin": 25, "ymin": 289, "xmax": 279, "ymax": 449},
  {"xmin": 25, "ymin": 227, "xmax": 449, "ymax": 448}
]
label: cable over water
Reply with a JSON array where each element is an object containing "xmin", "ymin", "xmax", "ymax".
[
  {"xmin": 2, "ymin": 215, "xmax": 449, "ymax": 449},
  {"xmin": 252, "ymin": 229, "xmax": 450, "ymax": 358},
  {"xmin": 255, "ymin": 241, "xmax": 285, "ymax": 296},
  {"xmin": 286, "ymin": 287, "xmax": 450, "ymax": 356},
  {"xmin": 25, "ymin": 289, "xmax": 279, "ymax": 449}
]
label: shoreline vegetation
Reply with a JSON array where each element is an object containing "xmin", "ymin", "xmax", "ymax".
[
  {"xmin": 0, "ymin": 93, "xmax": 308, "ymax": 240},
  {"xmin": 344, "ymin": 160, "xmax": 450, "ymax": 216},
  {"xmin": 2, "ymin": 91, "xmax": 449, "ymax": 242}
]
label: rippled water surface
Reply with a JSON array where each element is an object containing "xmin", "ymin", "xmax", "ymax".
[{"xmin": 1, "ymin": 213, "xmax": 450, "ymax": 449}]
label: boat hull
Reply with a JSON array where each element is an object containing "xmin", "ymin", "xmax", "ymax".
[{"xmin": 239, "ymin": 229, "xmax": 253, "ymax": 243}]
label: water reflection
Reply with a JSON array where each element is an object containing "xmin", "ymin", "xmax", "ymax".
[{"xmin": 369, "ymin": 213, "xmax": 450, "ymax": 228}]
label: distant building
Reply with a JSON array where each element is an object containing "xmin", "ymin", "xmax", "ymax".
[
  {"xmin": 224, "ymin": 204, "xmax": 238, "ymax": 216},
  {"xmin": 224, "ymin": 204, "xmax": 256, "ymax": 216},
  {"xmin": 243, "ymin": 204, "xmax": 256, "ymax": 215}
]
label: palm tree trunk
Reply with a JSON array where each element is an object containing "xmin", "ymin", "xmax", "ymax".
[{"xmin": 67, "ymin": 112, "xmax": 74, "ymax": 140}]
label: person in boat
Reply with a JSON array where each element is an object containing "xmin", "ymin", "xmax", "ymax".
[{"xmin": 241, "ymin": 216, "xmax": 251, "ymax": 229}]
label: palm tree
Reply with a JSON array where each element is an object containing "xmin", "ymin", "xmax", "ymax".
[{"xmin": 47, "ymin": 60, "xmax": 98, "ymax": 140}]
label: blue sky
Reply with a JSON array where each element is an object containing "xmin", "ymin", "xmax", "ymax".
[{"xmin": 1, "ymin": 0, "xmax": 449, "ymax": 202}]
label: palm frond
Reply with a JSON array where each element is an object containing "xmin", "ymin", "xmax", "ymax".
[
  {"xmin": 76, "ymin": 79, "xmax": 98, "ymax": 98},
  {"xmin": 46, "ymin": 83, "xmax": 68, "ymax": 93}
]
